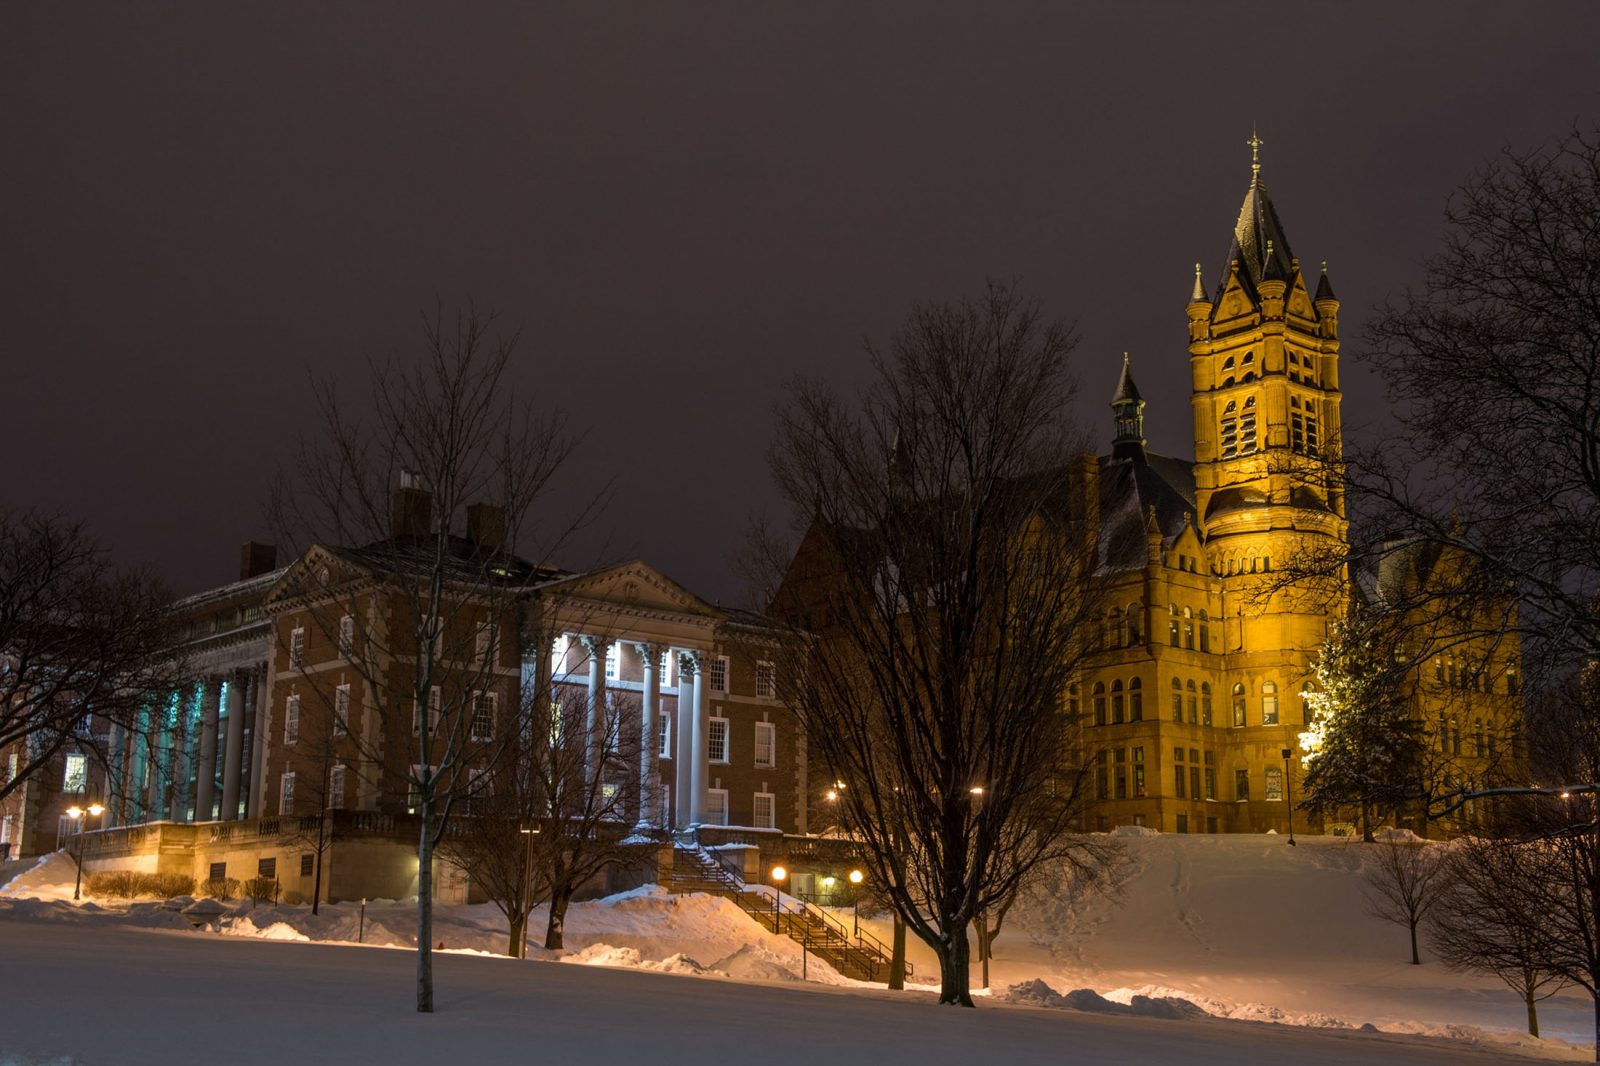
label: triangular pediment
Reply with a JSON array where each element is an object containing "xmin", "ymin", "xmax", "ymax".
[
  {"xmin": 1285, "ymin": 269, "xmax": 1318, "ymax": 324},
  {"xmin": 1211, "ymin": 264, "xmax": 1260, "ymax": 330},
  {"xmin": 261, "ymin": 545, "xmax": 371, "ymax": 610},
  {"xmin": 538, "ymin": 560, "xmax": 721, "ymax": 621}
]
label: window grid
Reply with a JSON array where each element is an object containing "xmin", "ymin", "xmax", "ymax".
[
  {"xmin": 284, "ymin": 695, "xmax": 301, "ymax": 745},
  {"xmin": 708, "ymin": 717, "xmax": 730, "ymax": 763},
  {"xmin": 753, "ymin": 792, "xmax": 776, "ymax": 829},
  {"xmin": 754, "ymin": 722, "xmax": 776, "ymax": 768}
]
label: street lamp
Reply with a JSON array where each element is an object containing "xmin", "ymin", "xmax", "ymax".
[
  {"xmin": 771, "ymin": 865, "xmax": 787, "ymax": 932},
  {"xmin": 65, "ymin": 803, "xmax": 105, "ymax": 901},
  {"xmin": 519, "ymin": 826, "xmax": 541, "ymax": 959},
  {"xmin": 1281, "ymin": 748, "xmax": 1296, "ymax": 846},
  {"xmin": 848, "ymin": 868, "xmax": 864, "ymax": 936}
]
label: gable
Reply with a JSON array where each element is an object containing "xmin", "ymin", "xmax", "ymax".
[{"xmin": 539, "ymin": 560, "xmax": 721, "ymax": 621}]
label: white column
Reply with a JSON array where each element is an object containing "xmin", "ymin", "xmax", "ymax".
[
  {"xmin": 221, "ymin": 672, "xmax": 246, "ymax": 820},
  {"xmin": 195, "ymin": 677, "xmax": 221, "ymax": 821},
  {"xmin": 582, "ymin": 636, "xmax": 608, "ymax": 783},
  {"xmin": 147, "ymin": 692, "xmax": 171, "ymax": 818},
  {"xmin": 690, "ymin": 655, "xmax": 709, "ymax": 825},
  {"xmin": 106, "ymin": 721, "xmax": 126, "ymax": 828},
  {"xmin": 247, "ymin": 669, "xmax": 269, "ymax": 819},
  {"xmin": 673, "ymin": 652, "xmax": 694, "ymax": 828},
  {"xmin": 634, "ymin": 643, "xmax": 659, "ymax": 827},
  {"xmin": 169, "ymin": 687, "xmax": 195, "ymax": 822}
]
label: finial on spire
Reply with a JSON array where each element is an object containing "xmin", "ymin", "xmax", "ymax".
[
  {"xmin": 1248, "ymin": 128, "xmax": 1264, "ymax": 182},
  {"xmin": 1190, "ymin": 262, "xmax": 1207, "ymax": 302},
  {"xmin": 1321, "ymin": 259, "xmax": 1328, "ymax": 274}
]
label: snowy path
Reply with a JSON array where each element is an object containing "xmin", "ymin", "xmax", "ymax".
[{"xmin": 0, "ymin": 917, "xmax": 1557, "ymax": 1066}]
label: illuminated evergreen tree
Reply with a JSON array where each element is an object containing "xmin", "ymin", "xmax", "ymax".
[{"xmin": 1299, "ymin": 610, "xmax": 1424, "ymax": 841}]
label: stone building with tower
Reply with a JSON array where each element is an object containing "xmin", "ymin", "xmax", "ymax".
[{"xmin": 1069, "ymin": 144, "xmax": 1520, "ymax": 835}]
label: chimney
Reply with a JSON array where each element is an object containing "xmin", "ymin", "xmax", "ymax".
[
  {"xmin": 466, "ymin": 503, "xmax": 506, "ymax": 550},
  {"xmin": 239, "ymin": 542, "xmax": 278, "ymax": 580},
  {"xmin": 392, "ymin": 472, "xmax": 433, "ymax": 538}
]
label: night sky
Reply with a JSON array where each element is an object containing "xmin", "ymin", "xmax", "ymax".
[{"xmin": 5, "ymin": 4, "xmax": 1597, "ymax": 607}]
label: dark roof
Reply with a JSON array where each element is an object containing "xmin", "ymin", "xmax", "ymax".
[
  {"xmin": 1314, "ymin": 263, "xmax": 1338, "ymax": 302},
  {"xmin": 1111, "ymin": 357, "xmax": 1143, "ymax": 405},
  {"xmin": 1097, "ymin": 450, "xmax": 1196, "ymax": 573},
  {"xmin": 328, "ymin": 534, "xmax": 563, "ymax": 588},
  {"xmin": 1216, "ymin": 177, "xmax": 1297, "ymax": 301}
]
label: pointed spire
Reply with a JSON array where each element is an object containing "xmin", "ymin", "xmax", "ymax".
[
  {"xmin": 1314, "ymin": 259, "xmax": 1338, "ymax": 302},
  {"xmin": 1216, "ymin": 128, "xmax": 1295, "ymax": 292},
  {"xmin": 1248, "ymin": 128, "xmax": 1264, "ymax": 185},
  {"xmin": 1111, "ymin": 354, "xmax": 1147, "ymax": 461},
  {"xmin": 1190, "ymin": 262, "xmax": 1207, "ymax": 302}
]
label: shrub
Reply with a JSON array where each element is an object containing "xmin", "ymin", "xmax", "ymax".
[
  {"xmin": 243, "ymin": 876, "xmax": 280, "ymax": 904},
  {"xmin": 82, "ymin": 871, "xmax": 195, "ymax": 899},
  {"xmin": 145, "ymin": 872, "xmax": 195, "ymax": 898},
  {"xmin": 199, "ymin": 877, "xmax": 241, "ymax": 901}
]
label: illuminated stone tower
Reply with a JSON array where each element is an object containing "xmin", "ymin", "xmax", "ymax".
[{"xmin": 1187, "ymin": 134, "xmax": 1347, "ymax": 662}]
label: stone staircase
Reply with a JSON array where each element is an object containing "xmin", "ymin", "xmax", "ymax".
[{"xmin": 663, "ymin": 845, "xmax": 910, "ymax": 984}]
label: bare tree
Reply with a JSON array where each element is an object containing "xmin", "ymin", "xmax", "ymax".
[
  {"xmin": 440, "ymin": 679, "xmax": 647, "ymax": 956},
  {"xmin": 1430, "ymin": 836, "xmax": 1568, "ymax": 1036},
  {"xmin": 270, "ymin": 304, "xmax": 586, "ymax": 1012},
  {"xmin": 1363, "ymin": 839, "xmax": 1451, "ymax": 965},
  {"xmin": 1349, "ymin": 126, "xmax": 1600, "ymax": 680},
  {"xmin": 0, "ymin": 508, "xmax": 177, "ymax": 805},
  {"xmin": 755, "ymin": 281, "xmax": 1115, "ymax": 1006}
]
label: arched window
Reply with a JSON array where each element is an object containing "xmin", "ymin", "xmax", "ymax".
[
  {"xmin": 1107, "ymin": 607, "xmax": 1123, "ymax": 649},
  {"xmin": 1232, "ymin": 683, "xmax": 1247, "ymax": 728},
  {"xmin": 1261, "ymin": 681, "xmax": 1279, "ymax": 725},
  {"xmin": 1126, "ymin": 603, "xmax": 1143, "ymax": 645},
  {"xmin": 1183, "ymin": 605, "xmax": 1195, "ymax": 650},
  {"xmin": 1198, "ymin": 610, "xmax": 1211, "ymax": 653},
  {"xmin": 1450, "ymin": 717, "xmax": 1462, "ymax": 756},
  {"xmin": 1201, "ymin": 682, "xmax": 1213, "ymax": 726},
  {"xmin": 1487, "ymin": 721, "xmax": 1499, "ymax": 759},
  {"xmin": 1506, "ymin": 662, "xmax": 1520, "ymax": 695},
  {"xmin": 1299, "ymin": 682, "xmax": 1315, "ymax": 722},
  {"xmin": 1241, "ymin": 351, "xmax": 1255, "ymax": 365},
  {"xmin": 1168, "ymin": 604, "xmax": 1180, "ymax": 647},
  {"xmin": 1220, "ymin": 400, "xmax": 1238, "ymax": 457},
  {"xmin": 1473, "ymin": 719, "xmax": 1485, "ymax": 757},
  {"xmin": 1093, "ymin": 682, "xmax": 1106, "ymax": 727},
  {"xmin": 1438, "ymin": 716, "xmax": 1449, "ymax": 754},
  {"xmin": 1185, "ymin": 679, "xmax": 1198, "ymax": 724},
  {"xmin": 1221, "ymin": 356, "xmax": 1235, "ymax": 371},
  {"xmin": 1171, "ymin": 678, "xmax": 1183, "ymax": 722},
  {"xmin": 1067, "ymin": 683, "xmax": 1080, "ymax": 721},
  {"xmin": 1129, "ymin": 677, "xmax": 1143, "ymax": 722},
  {"xmin": 1111, "ymin": 679, "xmax": 1125, "ymax": 725},
  {"xmin": 1240, "ymin": 395, "xmax": 1258, "ymax": 452}
]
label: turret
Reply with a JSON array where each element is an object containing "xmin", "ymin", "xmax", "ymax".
[
  {"xmin": 1314, "ymin": 260, "xmax": 1340, "ymax": 339},
  {"xmin": 1111, "ymin": 354, "xmax": 1147, "ymax": 461},
  {"xmin": 1187, "ymin": 263, "xmax": 1212, "ymax": 342}
]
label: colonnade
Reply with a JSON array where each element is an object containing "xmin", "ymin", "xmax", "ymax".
[
  {"xmin": 113, "ymin": 665, "xmax": 269, "ymax": 826},
  {"xmin": 563, "ymin": 636, "xmax": 709, "ymax": 830}
]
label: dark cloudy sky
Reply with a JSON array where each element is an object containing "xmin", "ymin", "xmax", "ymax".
[{"xmin": 5, "ymin": 3, "xmax": 1598, "ymax": 605}]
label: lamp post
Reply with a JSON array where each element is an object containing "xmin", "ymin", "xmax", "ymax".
[
  {"xmin": 1281, "ymin": 748, "xmax": 1296, "ymax": 846},
  {"xmin": 771, "ymin": 865, "xmax": 787, "ymax": 933},
  {"xmin": 519, "ymin": 826, "xmax": 540, "ymax": 960},
  {"xmin": 66, "ymin": 803, "xmax": 105, "ymax": 901},
  {"xmin": 849, "ymin": 868, "xmax": 864, "ymax": 937}
]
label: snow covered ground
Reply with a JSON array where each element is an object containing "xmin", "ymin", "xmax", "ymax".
[{"xmin": 0, "ymin": 832, "xmax": 1592, "ymax": 1064}]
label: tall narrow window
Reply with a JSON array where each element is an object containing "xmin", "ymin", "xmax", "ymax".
[
  {"xmin": 1186, "ymin": 679, "xmax": 1198, "ymax": 724},
  {"xmin": 284, "ymin": 695, "xmax": 301, "ymax": 744},
  {"xmin": 471, "ymin": 691, "xmax": 497, "ymax": 742},
  {"xmin": 475, "ymin": 623, "xmax": 497, "ymax": 666},
  {"xmin": 752, "ymin": 792, "xmax": 776, "ymax": 830},
  {"xmin": 1265, "ymin": 767, "xmax": 1283, "ymax": 802},
  {"xmin": 709, "ymin": 656, "xmax": 730, "ymax": 693},
  {"xmin": 1126, "ymin": 603, "xmax": 1142, "ymax": 645},
  {"xmin": 1231, "ymin": 683, "xmax": 1246, "ymax": 728},
  {"xmin": 1235, "ymin": 769, "xmax": 1250, "ymax": 802},
  {"xmin": 1220, "ymin": 400, "xmax": 1238, "ymax": 459},
  {"xmin": 705, "ymin": 788, "xmax": 729, "ymax": 826},
  {"xmin": 1183, "ymin": 606, "xmax": 1195, "ymax": 650},
  {"xmin": 1093, "ymin": 682, "xmax": 1107, "ymax": 727},
  {"xmin": 708, "ymin": 717, "xmax": 730, "ymax": 763},
  {"xmin": 754, "ymin": 721, "xmax": 776, "ymax": 768},
  {"xmin": 1128, "ymin": 678, "xmax": 1143, "ymax": 722},
  {"xmin": 1170, "ymin": 678, "xmax": 1183, "ymax": 722},
  {"xmin": 280, "ymin": 771, "xmax": 296, "ymax": 815},
  {"xmin": 756, "ymin": 661, "xmax": 776, "ymax": 699},
  {"xmin": 1111, "ymin": 680, "xmax": 1125, "ymax": 725},
  {"xmin": 1201, "ymin": 682, "xmax": 1213, "ymax": 726},
  {"xmin": 329, "ymin": 764, "xmax": 346, "ymax": 807},
  {"xmin": 289, "ymin": 626, "xmax": 306, "ymax": 669},
  {"xmin": 604, "ymin": 643, "xmax": 620, "ymax": 681},
  {"xmin": 1168, "ymin": 604, "xmax": 1180, "ymax": 647},
  {"xmin": 62, "ymin": 753, "xmax": 87, "ymax": 794},
  {"xmin": 1107, "ymin": 607, "xmax": 1123, "ymax": 648},
  {"xmin": 1261, "ymin": 681, "xmax": 1279, "ymax": 726},
  {"xmin": 658, "ymin": 710, "xmax": 671, "ymax": 758},
  {"xmin": 335, "ymin": 684, "xmax": 352, "ymax": 734},
  {"xmin": 1240, "ymin": 396, "xmax": 1257, "ymax": 453},
  {"xmin": 1198, "ymin": 610, "xmax": 1211, "ymax": 653},
  {"xmin": 338, "ymin": 615, "xmax": 354, "ymax": 657}
]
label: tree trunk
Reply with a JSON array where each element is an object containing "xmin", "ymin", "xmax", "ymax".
[
  {"xmin": 1408, "ymin": 920, "xmax": 1420, "ymax": 965},
  {"xmin": 1525, "ymin": 988, "xmax": 1539, "ymax": 1038},
  {"xmin": 1361, "ymin": 802, "xmax": 1375, "ymax": 844},
  {"xmin": 416, "ymin": 805, "xmax": 435, "ymax": 1013},
  {"xmin": 508, "ymin": 910, "xmax": 525, "ymax": 959},
  {"xmin": 937, "ymin": 927, "xmax": 974, "ymax": 1007},
  {"xmin": 977, "ymin": 914, "xmax": 991, "ymax": 990},
  {"xmin": 545, "ymin": 889, "xmax": 571, "ymax": 950},
  {"xmin": 888, "ymin": 914, "xmax": 907, "ymax": 991}
]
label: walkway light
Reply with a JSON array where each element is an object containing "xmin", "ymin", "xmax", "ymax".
[
  {"xmin": 770, "ymin": 866, "xmax": 787, "ymax": 931},
  {"xmin": 66, "ymin": 803, "xmax": 105, "ymax": 901}
]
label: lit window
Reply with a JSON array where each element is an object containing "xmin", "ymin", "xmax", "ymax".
[
  {"xmin": 1201, "ymin": 683, "xmax": 1213, "ymax": 726},
  {"xmin": 709, "ymin": 718, "xmax": 730, "ymax": 763},
  {"xmin": 754, "ymin": 721, "xmax": 776, "ymax": 768},
  {"xmin": 1231, "ymin": 683, "xmax": 1246, "ymax": 728},
  {"xmin": 280, "ymin": 771, "xmax": 296, "ymax": 815},
  {"xmin": 1265, "ymin": 767, "xmax": 1283, "ymax": 802},
  {"xmin": 289, "ymin": 626, "xmax": 306, "ymax": 669},
  {"xmin": 62, "ymin": 753, "xmax": 87, "ymax": 794},
  {"xmin": 1261, "ymin": 681, "xmax": 1279, "ymax": 725},
  {"xmin": 658, "ymin": 711, "xmax": 671, "ymax": 757},
  {"xmin": 605, "ymin": 643, "xmax": 620, "ymax": 681},
  {"xmin": 284, "ymin": 695, "xmax": 301, "ymax": 744}
]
